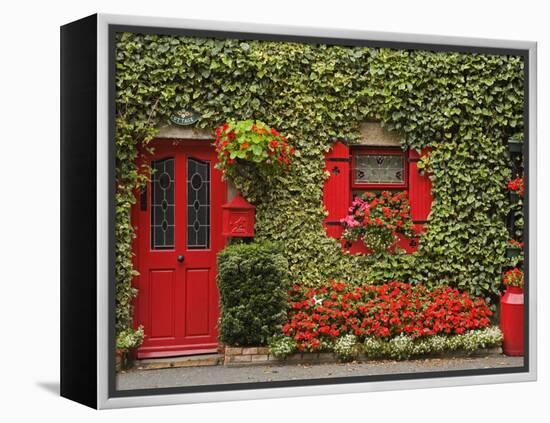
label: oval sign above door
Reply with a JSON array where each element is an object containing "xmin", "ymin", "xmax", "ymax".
[{"xmin": 170, "ymin": 109, "xmax": 200, "ymax": 126}]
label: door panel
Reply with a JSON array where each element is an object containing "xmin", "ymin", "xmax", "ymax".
[
  {"xmin": 148, "ymin": 269, "xmax": 176, "ymax": 339},
  {"xmin": 133, "ymin": 140, "xmax": 225, "ymax": 358},
  {"xmin": 185, "ymin": 268, "xmax": 210, "ymax": 336}
]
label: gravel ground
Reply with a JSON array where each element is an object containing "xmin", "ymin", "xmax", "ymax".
[{"xmin": 117, "ymin": 355, "xmax": 523, "ymax": 391}]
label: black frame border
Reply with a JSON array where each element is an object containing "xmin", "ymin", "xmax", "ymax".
[
  {"xmin": 107, "ymin": 23, "xmax": 531, "ymax": 400},
  {"xmin": 60, "ymin": 14, "xmax": 98, "ymax": 409}
]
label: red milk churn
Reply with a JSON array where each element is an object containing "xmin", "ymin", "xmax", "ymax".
[{"xmin": 500, "ymin": 286, "xmax": 524, "ymax": 356}]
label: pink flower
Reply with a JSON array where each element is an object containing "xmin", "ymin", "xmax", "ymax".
[
  {"xmin": 351, "ymin": 197, "xmax": 364, "ymax": 207},
  {"xmin": 341, "ymin": 215, "xmax": 359, "ymax": 228},
  {"xmin": 359, "ymin": 201, "xmax": 370, "ymax": 212}
]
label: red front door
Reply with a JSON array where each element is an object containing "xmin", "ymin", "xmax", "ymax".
[{"xmin": 133, "ymin": 140, "xmax": 226, "ymax": 358}]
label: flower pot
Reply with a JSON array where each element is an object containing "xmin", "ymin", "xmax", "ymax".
[
  {"xmin": 343, "ymin": 238, "xmax": 370, "ymax": 255},
  {"xmin": 507, "ymin": 139, "xmax": 523, "ymax": 154},
  {"xmin": 119, "ymin": 349, "xmax": 137, "ymax": 370},
  {"xmin": 500, "ymin": 286, "xmax": 524, "ymax": 356},
  {"xmin": 509, "ymin": 192, "xmax": 520, "ymax": 203},
  {"xmin": 506, "ymin": 246, "xmax": 522, "ymax": 258},
  {"xmin": 115, "ymin": 350, "xmax": 122, "ymax": 372}
]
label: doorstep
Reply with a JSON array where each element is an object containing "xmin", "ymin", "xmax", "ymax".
[{"xmin": 134, "ymin": 353, "xmax": 223, "ymax": 370}]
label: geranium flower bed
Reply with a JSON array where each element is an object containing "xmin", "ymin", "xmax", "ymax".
[{"xmin": 282, "ymin": 281, "xmax": 493, "ymax": 353}]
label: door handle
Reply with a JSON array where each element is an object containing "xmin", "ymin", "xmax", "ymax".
[{"xmin": 177, "ymin": 255, "xmax": 184, "ymax": 263}]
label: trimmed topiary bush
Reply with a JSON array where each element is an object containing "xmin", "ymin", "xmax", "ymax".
[{"xmin": 217, "ymin": 241, "xmax": 289, "ymax": 346}]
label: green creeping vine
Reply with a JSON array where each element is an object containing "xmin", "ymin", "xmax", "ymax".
[{"xmin": 115, "ymin": 33, "xmax": 524, "ymax": 342}]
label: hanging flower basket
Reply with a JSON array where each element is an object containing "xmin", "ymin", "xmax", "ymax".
[{"xmin": 214, "ymin": 120, "xmax": 295, "ymax": 180}]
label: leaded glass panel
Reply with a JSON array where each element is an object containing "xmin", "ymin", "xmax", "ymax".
[
  {"xmin": 354, "ymin": 154, "xmax": 405, "ymax": 185},
  {"xmin": 187, "ymin": 157, "xmax": 210, "ymax": 249},
  {"xmin": 151, "ymin": 158, "xmax": 175, "ymax": 249}
]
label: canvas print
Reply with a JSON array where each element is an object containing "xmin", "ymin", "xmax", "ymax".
[{"xmin": 111, "ymin": 29, "xmax": 528, "ymax": 393}]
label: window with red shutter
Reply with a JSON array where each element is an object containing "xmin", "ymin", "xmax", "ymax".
[
  {"xmin": 323, "ymin": 143, "xmax": 432, "ymax": 254},
  {"xmin": 408, "ymin": 148, "xmax": 432, "ymax": 225},
  {"xmin": 323, "ymin": 142, "xmax": 350, "ymax": 239}
]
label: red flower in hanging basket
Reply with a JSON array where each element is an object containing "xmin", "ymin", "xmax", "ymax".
[{"xmin": 214, "ymin": 119, "xmax": 295, "ymax": 179}]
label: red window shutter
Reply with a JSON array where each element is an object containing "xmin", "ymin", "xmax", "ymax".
[
  {"xmin": 408, "ymin": 148, "xmax": 432, "ymax": 224},
  {"xmin": 323, "ymin": 141, "xmax": 350, "ymax": 239}
]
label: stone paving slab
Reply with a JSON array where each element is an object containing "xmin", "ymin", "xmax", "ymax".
[
  {"xmin": 135, "ymin": 353, "xmax": 222, "ymax": 370},
  {"xmin": 116, "ymin": 354, "xmax": 523, "ymax": 391}
]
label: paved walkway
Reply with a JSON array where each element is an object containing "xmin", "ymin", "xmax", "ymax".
[{"xmin": 117, "ymin": 355, "xmax": 523, "ymax": 391}]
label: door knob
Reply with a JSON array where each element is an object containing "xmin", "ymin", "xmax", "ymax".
[{"xmin": 177, "ymin": 255, "xmax": 184, "ymax": 263}]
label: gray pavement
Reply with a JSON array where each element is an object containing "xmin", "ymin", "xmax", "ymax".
[{"xmin": 116, "ymin": 355, "xmax": 523, "ymax": 391}]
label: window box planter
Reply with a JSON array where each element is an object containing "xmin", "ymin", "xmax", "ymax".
[
  {"xmin": 506, "ymin": 246, "xmax": 522, "ymax": 258},
  {"xmin": 507, "ymin": 138, "xmax": 523, "ymax": 154},
  {"xmin": 343, "ymin": 233, "xmax": 419, "ymax": 255}
]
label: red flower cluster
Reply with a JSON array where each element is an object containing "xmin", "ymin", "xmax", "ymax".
[
  {"xmin": 283, "ymin": 281, "xmax": 492, "ymax": 352},
  {"xmin": 508, "ymin": 176, "xmax": 524, "ymax": 197},
  {"xmin": 503, "ymin": 267, "xmax": 524, "ymax": 288}
]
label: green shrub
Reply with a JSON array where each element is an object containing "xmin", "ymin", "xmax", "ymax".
[
  {"xmin": 116, "ymin": 326, "xmax": 144, "ymax": 352},
  {"xmin": 217, "ymin": 241, "xmax": 289, "ymax": 346}
]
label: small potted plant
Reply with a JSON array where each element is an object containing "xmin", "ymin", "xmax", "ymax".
[
  {"xmin": 116, "ymin": 326, "xmax": 144, "ymax": 371},
  {"xmin": 506, "ymin": 239, "xmax": 523, "ymax": 258},
  {"xmin": 214, "ymin": 119, "xmax": 295, "ymax": 180},
  {"xmin": 507, "ymin": 176, "xmax": 524, "ymax": 202},
  {"xmin": 500, "ymin": 267, "xmax": 524, "ymax": 356}
]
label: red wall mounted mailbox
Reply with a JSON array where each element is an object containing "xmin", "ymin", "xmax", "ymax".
[{"xmin": 222, "ymin": 191, "xmax": 255, "ymax": 237}]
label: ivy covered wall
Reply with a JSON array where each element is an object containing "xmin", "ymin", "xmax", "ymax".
[{"xmin": 114, "ymin": 32, "xmax": 524, "ymax": 337}]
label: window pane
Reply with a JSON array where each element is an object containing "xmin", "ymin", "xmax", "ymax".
[
  {"xmin": 151, "ymin": 158, "xmax": 175, "ymax": 250},
  {"xmin": 354, "ymin": 153, "xmax": 405, "ymax": 185},
  {"xmin": 187, "ymin": 157, "xmax": 210, "ymax": 250}
]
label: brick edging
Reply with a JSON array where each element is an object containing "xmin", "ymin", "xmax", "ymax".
[
  {"xmin": 224, "ymin": 347, "xmax": 275, "ymax": 364},
  {"xmin": 224, "ymin": 346, "xmax": 504, "ymax": 366}
]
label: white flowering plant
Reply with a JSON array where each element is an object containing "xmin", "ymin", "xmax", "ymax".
[
  {"xmin": 116, "ymin": 326, "xmax": 145, "ymax": 353},
  {"xmin": 333, "ymin": 334, "xmax": 359, "ymax": 361}
]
